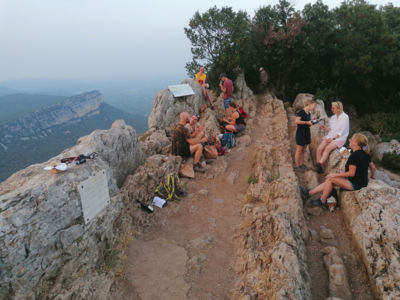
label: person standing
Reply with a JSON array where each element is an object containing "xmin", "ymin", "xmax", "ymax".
[
  {"xmin": 316, "ymin": 101, "xmax": 349, "ymax": 173},
  {"xmin": 294, "ymin": 99, "xmax": 317, "ymax": 171},
  {"xmin": 219, "ymin": 73, "xmax": 233, "ymax": 118}
]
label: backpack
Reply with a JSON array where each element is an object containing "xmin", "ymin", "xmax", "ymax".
[
  {"xmin": 221, "ymin": 132, "xmax": 236, "ymax": 149},
  {"xmin": 238, "ymin": 107, "xmax": 247, "ymax": 119},
  {"xmin": 155, "ymin": 172, "xmax": 184, "ymax": 201}
]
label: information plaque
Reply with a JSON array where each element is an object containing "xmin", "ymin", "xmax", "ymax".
[
  {"xmin": 168, "ymin": 84, "xmax": 195, "ymax": 97},
  {"xmin": 78, "ymin": 170, "xmax": 110, "ymax": 224}
]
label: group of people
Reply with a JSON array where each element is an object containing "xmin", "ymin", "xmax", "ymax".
[
  {"xmin": 171, "ymin": 68, "xmax": 246, "ymax": 172},
  {"xmin": 294, "ymin": 99, "xmax": 376, "ymax": 207},
  {"xmin": 173, "ymin": 67, "xmax": 376, "ymax": 208}
]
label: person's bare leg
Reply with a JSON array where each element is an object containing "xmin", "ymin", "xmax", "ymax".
[
  {"xmin": 321, "ymin": 178, "xmax": 333, "ymax": 203},
  {"xmin": 225, "ymin": 124, "xmax": 236, "ymax": 132},
  {"xmin": 295, "ymin": 145, "xmax": 305, "ymax": 166},
  {"xmin": 316, "ymin": 141, "xmax": 327, "ymax": 164},
  {"xmin": 319, "ymin": 142, "xmax": 337, "ymax": 165},
  {"xmin": 190, "ymin": 144, "xmax": 203, "ymax": 164},
  {"xmin": 309, "ymin": 182, "xmax": 326, "ymax": 196}
]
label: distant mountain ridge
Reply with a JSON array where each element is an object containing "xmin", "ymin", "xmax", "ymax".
[{"xmin": 0, "ymin": 91, "xmax": 147, "ymax": 181}]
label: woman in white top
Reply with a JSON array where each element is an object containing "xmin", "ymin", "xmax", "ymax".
[{"xmin": 316, "ymin": 101, "xmax": 349, "ymax": 173}]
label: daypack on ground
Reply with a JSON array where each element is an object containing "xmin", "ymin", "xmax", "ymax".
[
  {"xmin": 221, "ymin": 132, "xmax": 236, "ymax": 149},
  {"xmin": 155, "ymin": 172, "xmax": 184, "ymax": 201}
]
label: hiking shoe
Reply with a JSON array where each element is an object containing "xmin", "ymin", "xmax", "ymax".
[
  {"xmin": 294, "ymin": 165, "xmax": 307, "ymax": 172},
  {"xmin": 299, "ymin": 186, "xmax": 309, "ymax": 200},
  {"xmin": 193, "ymin": 163, "xmax": 206, "ymax": 173},
  {"xmin": 316, "ymin": 163, "xmax": 324, "ymax": 174},
  {"xmin": 309, "ymin": 199, "xmax": 326, "ymax": 208}
]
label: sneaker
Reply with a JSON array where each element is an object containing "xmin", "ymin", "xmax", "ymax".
[
  {"xmin": 193, "ymin": 163, "xmax": 206, "ymax": 173},
  {"xmin": 299, "ymin": 186, "xmax": 309, "ymax": 200},
  {"xmin": 316, "ymin": 163, "xmax": 324, "ymax": 174},
  {"xmin": 309, "ymin": 199, "xmax": 326, "ymax": 207},
  {"xmin": 294, "ymin": 165, "xmax": 307, "ymax": 172}
]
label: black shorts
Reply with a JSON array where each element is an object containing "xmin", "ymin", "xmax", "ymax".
[{"xmin": 296, "ymin": 131, "xmax": 310, "ymax": 146}]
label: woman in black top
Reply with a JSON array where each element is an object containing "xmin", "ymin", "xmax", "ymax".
[
  {"xmin": 223, "ymin": 101, "xmax": 246, "ymax": 133},
  {"xmin": 294, "ymin": 99, "xmax": 317, "ymax": 171},
  {"xmin": 302, "ymin": 133, "xmax": 376, "ymax": 207}
]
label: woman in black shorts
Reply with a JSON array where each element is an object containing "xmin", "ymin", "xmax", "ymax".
[
  {"xmin": 301, "ymin": 133, "xmax": 376, "ymax": 207},
  {"xmin": 294, "ymin": 99, "xmax": 317, "ymax": 171}
]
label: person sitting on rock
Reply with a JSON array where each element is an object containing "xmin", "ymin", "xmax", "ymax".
[
  {"xmin": 195, "ymin": 66, "xmax": 214, "ymax": 109},
  {"xmin": 185, "ymin": 114, "xmax": 205, "ymax": 139},
  {"xmin": 316, "ymin": 101, "xmax": 349, "ymax": 173},
  {"xmin": 294, "ymin": 98, "xmax": 317, "ymax": 171},
  {"xmin": 171, "ymin": 112, "xmax": 207, "ymax": 172},
  {"xmin": 222, "ymin": 101, "xmax": 246, "ymax": 133},
  {"xmin": 301, "ymin": 133, "xmax": 376, "ymax": 207}
]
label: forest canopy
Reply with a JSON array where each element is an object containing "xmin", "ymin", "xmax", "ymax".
[{"xmin": 184, "ymin": 0, "xmax": 400, "ymax": 117}]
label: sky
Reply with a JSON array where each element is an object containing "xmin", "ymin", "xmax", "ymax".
[{"xmin": 0, "ymin": 0, "xmax": 394, "ymax": 82}]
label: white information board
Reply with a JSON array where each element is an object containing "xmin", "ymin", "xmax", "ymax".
[
  {"xmin": 78, "ymin": 170, "xmax": 110, "ymax": 224},
  {"xmin": 168, "ymin": 84, "xmax": 195, "ymax": 97}
]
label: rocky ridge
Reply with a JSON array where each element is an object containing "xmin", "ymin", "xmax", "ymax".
[{"xmin": 0, "ymin": 80, "xmax": 399, "ymax": 300}]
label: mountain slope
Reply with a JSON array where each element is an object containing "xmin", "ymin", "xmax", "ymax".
[{"xmin": 0, "ymin": 91, "xmax": 147, "ymax": 181}]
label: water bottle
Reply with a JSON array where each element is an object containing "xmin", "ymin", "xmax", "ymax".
[{"xmin": 136, "ymin": 200, "xmax": 154, "ymax": 213}]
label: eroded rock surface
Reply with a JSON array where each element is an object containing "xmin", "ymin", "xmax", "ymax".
[
  {"xmin": 340, "ymin": 181, "xmax": 400, "ymax": 299},
  {"xmin": 0, "ymin": 122, "xmax": 143, "ymax": 300}
]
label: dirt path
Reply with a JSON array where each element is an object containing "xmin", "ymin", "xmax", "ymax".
[
  {"xmin": 119, "ymin": 121, "xmax": 261, "ymax": 300},
  {"xmin": 117, "ymin": 95, "xmax": 376, "ymax": 300}
]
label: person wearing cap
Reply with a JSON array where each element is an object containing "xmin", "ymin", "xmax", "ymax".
[
  {"xmin": 185, "ymin": 114, "xmax": 205, "ymax": 139},
  {"xmin": 219, "ymin": 73, "xmax": 233, "ymax": 118},
  {"xmin": 171, "ymin": 112, "xmax": 207, "ymax": 172},
  {"xmin": 194, "ymin": 66, "xmax": 214, "ymax": 109}
]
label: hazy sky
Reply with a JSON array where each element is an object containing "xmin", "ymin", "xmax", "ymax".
[{"xmin": 0, "ymin": 0, "xmax": 394, "ymax": 82}]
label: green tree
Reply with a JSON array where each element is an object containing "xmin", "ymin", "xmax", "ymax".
[
  {"xmin": 184, "ymin": 6, "xmax": 251, "ymax": 85},
  {"xmin": 333, "ymin": 0, "xmax": 400, "ymax": 112}
]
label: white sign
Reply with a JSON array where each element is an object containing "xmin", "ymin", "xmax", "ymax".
[
  {"xmin": 168, "ymin": 84, "xmax": 195, "ymax": 97},
  {"xmin": 78, "ymin": 170, "xmax": 110, "ymax": 224}
]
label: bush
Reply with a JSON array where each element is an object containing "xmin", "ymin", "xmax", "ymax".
[
  {"xmin": 381, "ymin": 151, "xmax": 400, "ymax": 173},
  {"xmin": 359, "ymin": 112, "xmax": 400, "ymax": 140}
]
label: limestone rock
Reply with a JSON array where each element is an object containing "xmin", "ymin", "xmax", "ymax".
[
  {"xmin": 180, "ymin": 163, "xmax": 195, "ymax": 179},
  {"xmin": 227, "ymin": 171, "xmax": 239, "ymax": 185},
  {"xmin": 233, "ymin": 72, "xmax": 254, "ymax": 100},
  {"xmin": 148, "ymin": 79, "xmax": 206, "ymax": 130},
  {"xmin": 340, "ymin": 181, "xmax": 400, "ymax": 299},
  {"xmin": 139, "ymin": 129, "xmax": 171, "ymax": 157},
  {"xmin": 373, "ymin": 139, "xmax": 400, "ymax": 160},
  {"xmin": 0, "ymin": 123, "xmax": 142, "ymax": 299}
]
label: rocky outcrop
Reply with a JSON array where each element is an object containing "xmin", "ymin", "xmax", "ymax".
[
  {"xmin": 0, "ymin": 122, "xmax": 143, "ymax": 300},
  {"xmin": 340, "ymin": 181, "xmax": 400, "ymax": 299},
  {"xmin": 373, "ymin": 139, "xmax": 400, "ymax": 160},
  {"xmin": 0, "ymin": 91, "xmax": 102, "ymax": 141},
  {"xmin": 147, "ymin": 79, "xmax": 206, "ymax": 130},
  {"xmin": 233, "ymin": 72, "xmax": 254, "ymax": 100},
  {"xmin": 233, "ymin": 95, "xmax": 311, "ymax": 299}
]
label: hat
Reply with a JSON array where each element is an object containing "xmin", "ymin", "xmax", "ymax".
[{"xmin": 219, "ymin": 73, "xmax": 227, "ymax": 79}]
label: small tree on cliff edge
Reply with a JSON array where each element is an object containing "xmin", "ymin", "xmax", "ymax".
[{"xmin": 184, "ymin": 6, "xmax": 252, "ymax": 87}]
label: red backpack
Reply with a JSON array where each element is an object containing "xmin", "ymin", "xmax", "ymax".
[{"xmin": 238, "ymin": 107, "xmax": 247, "ymax": 119}]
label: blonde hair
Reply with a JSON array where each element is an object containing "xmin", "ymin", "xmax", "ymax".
[
  {"xmin": 351, "ymin": 133, "xmax": 370, "ymax": 153},
  {"xmin": 304, "ymin": 98, "xmax": 316, "ymax": 107},
  {"xmin": 331, "ymin": 101, "xmax": 343, "ymax": 113}
]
